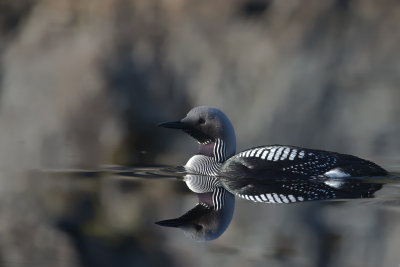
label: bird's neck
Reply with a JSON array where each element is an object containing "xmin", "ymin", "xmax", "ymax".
[
  {"xmin": 197, "ymin": 187, "xmax": 231, "ymax": 211},
  {"xmin": 199, "ymin": 142, "xmax": 215, "ymax": 157},
  {"xmin": 197, "ymin": 192, "xmax": 214, "ymax": 207},
  {"xmin": 198, "ymin": 138, "xmax": 227, "ymax": 163}
]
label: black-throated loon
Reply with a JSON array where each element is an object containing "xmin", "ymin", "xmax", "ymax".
[
  {"xmin": 159, "ymin": 106, "xmax": 387, "ymax": 203},
  {"xmin": 155, "ymin": 174, "xmax": 235, "ymax": 241}
]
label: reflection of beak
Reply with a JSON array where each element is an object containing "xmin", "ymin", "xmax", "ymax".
[
  {"xmin": 155, "ymin": 204, "xmax": 211, "ymax": 228},
  {"xmin": 155, "ymin": 218, "xmax": 185, "ymax": 228},
  {"xmin": 158, "ymin": 121, "xmax": 188, "ymax": 129}
]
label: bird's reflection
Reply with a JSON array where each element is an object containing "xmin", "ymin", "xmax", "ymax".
[
  {"xmin": 156, "ymin": 172, "xmax": 392, "ymax": 241},
  {"xmin": 156, "ymin": 174, "xmax": 235, "ymax": 241}
]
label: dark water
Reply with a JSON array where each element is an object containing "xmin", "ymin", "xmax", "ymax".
[{"xmin": 29, "ymin": 163, "xmax": 400, "ymax": 267}]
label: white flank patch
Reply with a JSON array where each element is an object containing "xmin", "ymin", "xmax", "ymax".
[
  {"xmin": 255, "ymin": 195, "xmax": 262, "ymax": 202},
  {"xmin": 324, "ymin": 168, "xmax": 350, "ymax": 178},
  {"xmin": 261, "ymin": 194, "xmax": 268, "ymax": 201},
  {"xmin": 324, "ymin": 180, "xmax": 345, "ymax": 189},
  {"xmin": 288, "ymin": 195, "xmax": 297, "ymax": 202},
  {"xmin": 298, "ymin": 151, "xmax": 305, "ymax": 158},
  {"xmin": 297, "ymin": 196, "xmax": 304, "ymax": 201}
]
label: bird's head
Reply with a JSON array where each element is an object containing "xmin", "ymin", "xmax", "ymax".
[{"xmin": 159, "ymin": 106, "xmax": 236, "ymax": 161}]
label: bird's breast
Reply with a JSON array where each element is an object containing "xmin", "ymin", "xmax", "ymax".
[{"xmin": 185, "ymin": 155, "xmax": 222, "ymax": 176}]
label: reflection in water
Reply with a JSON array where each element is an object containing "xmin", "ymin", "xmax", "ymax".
[
  {"xmin": 156, "ymin": 175, "xmax": 234, "ymax": 241},
  {"xmin": 40, "ymin": 167, "xmax": 400, "ymax": 267},
  {"xmin": 44, "ymin": 168, "xmax": 180, "ymax": 267},
  {"xmin": 153, "ymin": 168, "xmax": 400, "ymax": 241},
  {"xmin": 219, "ymin": 175, "xmax": 385, "ymax": 203}
]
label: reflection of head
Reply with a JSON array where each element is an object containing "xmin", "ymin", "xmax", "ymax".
[{"xmin": 156, "ymin": 188, "xmax": 235, "ymax": 242}]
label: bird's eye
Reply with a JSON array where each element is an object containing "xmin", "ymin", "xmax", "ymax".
[
  {"xmin": 195, "ymin": 224, "xmax": 203, "ymax": 231},
  {"xmin": 198, "ymin": 118, "xmax": 205, "ymax": 124}
]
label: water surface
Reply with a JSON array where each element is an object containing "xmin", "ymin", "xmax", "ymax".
[{"xmin": 31, "ymin": 163, "xmax": 400, "ymax": 267}]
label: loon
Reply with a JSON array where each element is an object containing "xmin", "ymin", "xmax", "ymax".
[
  {"xmin": 159, "ymin": 106, "xmax": 387, "ymax": 204},
  {"xmin": 155, "ymin": 174, "xmax": 235, "ymax": 241}
]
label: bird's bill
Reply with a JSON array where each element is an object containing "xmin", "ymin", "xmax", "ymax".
[
  {"xmin": 158, "ymin": 120, "xmax": 188, "ymax": 129},
  {"xmin": 155, "ymin": 218, "xmax": 186, "ymax": 228},
  {"xmin": 155, "ymin": 204, "xmax": 211, "ymax": 228}
]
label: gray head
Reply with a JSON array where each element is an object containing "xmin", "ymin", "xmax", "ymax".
[
  {"xmin": 159, "ymin": 106, "xmax": 236, "ymax": 162},
  {"xmin": 155, "ymin": 189, "xmax": 235, "ymax": 241}
]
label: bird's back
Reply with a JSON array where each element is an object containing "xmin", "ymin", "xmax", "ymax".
[
  {"xmin": 218, "ymin": 145, "xmax": 386, "ymax": 203},
  {"xmin": 220, "ymin": 145, "xmax": 387, "ymax": 179}
]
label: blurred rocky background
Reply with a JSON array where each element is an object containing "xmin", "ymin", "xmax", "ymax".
[{"xmin": 0, "ymin": 0, "xmax": 399, "ymax": 266}]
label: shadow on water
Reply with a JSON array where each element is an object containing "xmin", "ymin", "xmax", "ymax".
[{"xmin": 38, "ymin": 166, "xmax": 400, "ymax": 266}]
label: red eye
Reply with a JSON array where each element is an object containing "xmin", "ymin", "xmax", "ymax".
[{"xmin": 198, "ymin": 118, "xmax": 205, "ymax": 124}]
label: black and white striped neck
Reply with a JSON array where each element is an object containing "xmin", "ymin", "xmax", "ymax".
[
  {"xmin": 183, "ymin": 174, "xmax": 229, "ymax": 211},
  {"xmin": 213, "ymin": 138, "xmax": 227, "ymax": 163},
  {"xmin": 196, "ymin": 187, "xmax": 228, "ymax": 211},
  {"xmin": 198, "ymin": 138, "xmax": 228, "ymax": 163}
]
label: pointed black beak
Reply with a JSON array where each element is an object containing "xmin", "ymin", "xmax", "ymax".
[
  {"xmin": 155, "ymin": 204, "xmax": 211, "ymax": 228},
  {"xmin": 158, "ymin": 119, "xmax": 212, "ymax": 143},
  {"xmin": 158, "ymin": 120, "xmax": 188, "ymax": 129},
  {"xmin": 155, "ymin": 218, "xmax": 186, "ymax": 228}
]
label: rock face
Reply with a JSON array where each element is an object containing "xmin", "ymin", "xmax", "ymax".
[{"xmin": 0, "ymin": 0, "xmax": 400, "ymax": 266}]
